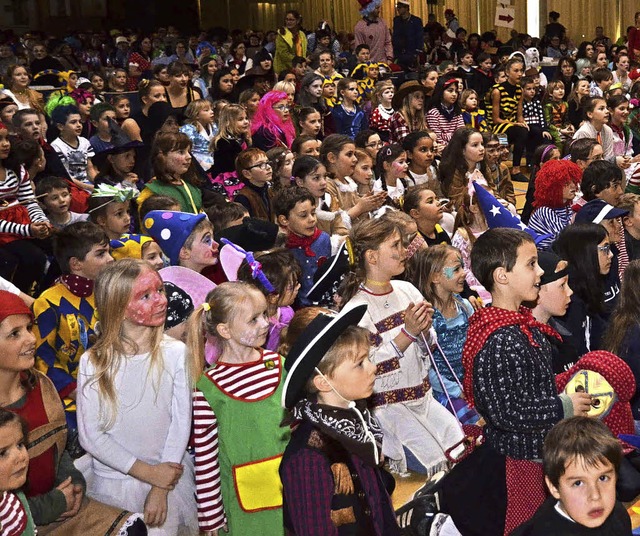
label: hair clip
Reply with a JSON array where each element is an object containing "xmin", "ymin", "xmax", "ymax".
[
  {"xmin": 220, "ymin": 238, "xmax": 275, "ymax": 293},
  {"xmin": 202, "ymin": 302, "xmax": 211, "ymax": 312}
]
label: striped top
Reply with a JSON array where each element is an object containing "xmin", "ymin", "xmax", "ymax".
[
  {"xmin": 486, "ymin": 81, "xmax": 522, "ymax": 130},
  {"xmin": 425, "ymin": 107, "xmax": 465, "ymax": 146},
  {"xmin": 0, "ymin": 168, "xmax": 48, "ymax": 237},
  {"xmin": 192, "ymin": 349, "xmax": 282, "ymax": 531},
  {"xmin": 0, "ymin": 491, "xmax": 28, "ymax": 536},
  {"xmin": 528, "ymin": 205, "xmax": 573, "ymax": 250}
]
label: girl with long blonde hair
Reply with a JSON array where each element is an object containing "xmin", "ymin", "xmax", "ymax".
[
  {"xmin": 186, "ymin": 282, "xmax": 289, "ymax": 535},
  {"xmin": 77, "ymin": 259, "xmax": 198, "ymax": 534}
]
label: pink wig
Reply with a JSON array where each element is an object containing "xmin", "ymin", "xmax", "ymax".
[{"xmin": 250, "ymin": 90, "xmax": 296, "ymax": 148}]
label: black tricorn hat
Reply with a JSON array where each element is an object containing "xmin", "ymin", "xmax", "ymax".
[{"xmin": 282, "ymin": 304, "xmax": 367, "ymax": 409}]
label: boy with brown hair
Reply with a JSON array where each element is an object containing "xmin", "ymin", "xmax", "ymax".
[
  {"xmin": 452, "ymin": 228, "xmax": 592, "ymax": 535},
  {"xmin": 235, "ymin": 148, "xmax": 274, "ymax": 220},
  {"xmin": 513, "ymin": 416, "xmax": 631, "ymax": 534},
  {"xmin": 619, "ymin": 192, "xmax": 640, "ymax": 260}
]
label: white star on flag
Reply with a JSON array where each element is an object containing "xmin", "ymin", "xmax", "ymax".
[
  {"xmin": 490, "ymin": 205, "xmax": 502, "ymax": 217},
  {"xmin": 518, "ymin": 222, "xmax": 527, "ymax": 230}
]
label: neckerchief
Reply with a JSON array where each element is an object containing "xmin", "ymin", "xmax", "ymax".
[
  {"xmin": 462, "ymin": 305, "xmax": 561, "ymax": 407},
  {"xmin": 439, "ymin": 103, "xmax": 457, "ymax": 121},
  {"xmin": 286, "ymin": 227, "xmax": 322, "ymax": 257},
  {"xmin": 59, "ymin": 274, "xmax": 94, "ymax": 297},
  {"xmin": 294, "ymin": 398, "xmax": 383, "ymax": 466}
]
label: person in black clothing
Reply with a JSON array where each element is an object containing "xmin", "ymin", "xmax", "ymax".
[
  {"xmin": 513, "ymin": 417, "xmax": 631, "ymax": 535},
  {"xmin": 544, "ymin": 11, "xmax": 566, "ymax": 42},
  {"xmin": 30, "ymin": 42, "xmax": 65, "ymax": 87}
]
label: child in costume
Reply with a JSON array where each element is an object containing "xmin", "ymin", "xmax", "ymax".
[
  {"xmin": 460, "ymin": 228, "xmax": 592, "ymax": 535},
  {"xmin": 143, "ymin": 210, "xmax": 219, "ymax": 274},
  {"xmin": 274, "ymin": 186, "xmax": 332, "ymax": 306},
  {"xmin": 543, "ymin": 80, "xmax": 574, "ymax": 153},
  {"xmin": 77, "ymin": 259, "xmax": 198, "ymax": 535},
  {"xmin": 0, "ymin": 409, "xmax": 34, "ymax": 536},
  {"xmin": 460, "ymin": 89, "xmax": 487, "ymax": 132},
  {"xmin": 409, "ymin": 245, "xmax": 477, "ymax": 424},
  {"xmin": 188, "ymin": 282, "xmax": 290, "ymax": 535},
  {"xmin": 110, "ymin": 233, "xmax": 164, "ymax": 271},
  {"xmin": 368, "ymin": 80, "xmax": 395, "ymax": 142},
  {"xmin": 341, "ymin": 217, "xmax": 465, "ymax": 476},
  {"xmin": 33, "ymin": 222, "xmax": 113, "ymax": 435},
  {"xmin": 87, "ymin": 184, "xmax": 137, "ymax": 239},
  {"xmin": 280, "ymin": 305, "xmax": 400, "ymax": 535}
]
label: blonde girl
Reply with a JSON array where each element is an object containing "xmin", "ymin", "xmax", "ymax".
[
  {"xmin": 138, "ymin": 131, "xmax": 202, "ymax": 213},
  {"xmin": 180, "ymin": 100, "xmax": 215, "ymax": 171},
  {"xmin": 389, "ymin": 81, "xmax": 428, "ymax": 143},
  {"xmin": 322, "ymin": 133, "xmax": 386, "ymax": 227},
  {"xmin": 108, "ymin": 68, "xmax": 128, "ymax": 93},
  {"xmin": 210, "ymin": 104, "xmax": 251, "ymax": 198},
  {"xmin": 341, "ymin": 217, "xmax": 465, "ymax": 475},
  {"xmin": 122, "ymin": 79, "xmax": 167, "ymax": 144},
  {"xmin": 409, "ymin": 245, "xmax": 476, "ymax": 421},
  {"xmin": 543, "ymin": 80, "xmax": 574, "ymax": 151},
  {"xmin": 273, "ymin": 80, "xmax": 296, "ymax": 106},
  {"xmin": 188, "ymin": 282, "xmax": 290, "ymax": 535},
  {"xmin": 77, "ymin": 259, "xmax": 197, "ymax": 535},
  {"xmin": 369, "ymin": 80, "xmax": 395, "ymax": 142}
]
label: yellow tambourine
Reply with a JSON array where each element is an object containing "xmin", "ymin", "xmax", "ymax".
[{"xmin": 564, "ymin": 369, "xmax": 617, "ymax": 419}]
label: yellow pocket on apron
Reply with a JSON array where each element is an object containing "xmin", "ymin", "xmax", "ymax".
[{"xmin": 232, "ymin": 454, "xmax": 284, "ymax": 512}]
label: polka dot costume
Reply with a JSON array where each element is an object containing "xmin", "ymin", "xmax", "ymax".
[{"xmin": 143, "ymin": 210, "xmax": 207, "ymax": 266}]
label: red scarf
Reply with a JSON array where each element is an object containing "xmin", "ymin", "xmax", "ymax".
[
  {"xmin": 59, "ymin": 274, "xmax": 94, "ymax": 298},
  {"xmin": 462, "ymin": 306, "xmax": 561, "ymax": 407},
  {"xmin": 286, "ymin": 228, "xmax": 321, "ymax": 257}
]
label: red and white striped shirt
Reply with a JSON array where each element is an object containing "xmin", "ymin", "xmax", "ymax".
[
  {"xmin": 193, "ymin": 349, "xmax": 282, "ymax": 532},
  {"xmin": 0, "ymin": 491, "xmax": 28, "ymax": 536}
]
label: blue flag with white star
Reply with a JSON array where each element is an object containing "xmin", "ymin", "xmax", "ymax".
[{"xmin": 472, "ymin": 182, "xmax": 551, "ymax": 245}]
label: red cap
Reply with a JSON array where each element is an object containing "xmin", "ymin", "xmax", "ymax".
[{"xmin": 0, "ymin": 291, "xmax": 33, "ymax": 325}]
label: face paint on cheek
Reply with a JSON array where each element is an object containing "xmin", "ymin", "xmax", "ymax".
[
  {"xmin": 238, "ymin": 319, "xmax": 269, "ymax": 347},
  {"xmin": 443, "ymin": 266, "xmax": 457, "ymax": 280},
  {"xmin": 392, "ymin": 161, "xmax": 406, "ymax": 173},
  {"xmin": 125, "ymin": 272, "xmax": 168, "ymax": 327}
]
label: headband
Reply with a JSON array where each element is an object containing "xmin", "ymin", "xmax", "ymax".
[
  {"xmin": 541, "ymin": 144, "xmax": 557, "ymax": 162},
  {"xmin": 219, "ymin": 238, "xmax": 275, "ymax": 293},
  {"xmin": 442, "ymin": 77, "xmax": 458, "ymax": 88},
  {"xmin": 0, "ymin": 121, "xmax": 6, "ymax": 131},
  {"xmin": 88, "ymin": 184, "xmax": 138, "ymax": 213}
]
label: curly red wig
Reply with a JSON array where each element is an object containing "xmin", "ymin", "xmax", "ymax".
[{"xmin": 533, "ymin": 159, "xmax": 582, "ymax": 209}]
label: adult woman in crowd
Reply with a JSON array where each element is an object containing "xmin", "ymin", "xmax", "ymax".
[
  {"xmin": 274, "ymin": 10, "xmax": 307, "ymax": 74},
  {"xmin": 123, "ymin": 78, "xmax": 168, "ymax": 144},
  {"xmin": 163, "ymin": 61, "xmax": 200, "ymax": 123},
  {"xmin": 553, "ymin": 57, "xmax": 579, "ymax": 96},
  {"xmin": 127, "ymin": 35, "xmax": 153, "ymax": 90}
]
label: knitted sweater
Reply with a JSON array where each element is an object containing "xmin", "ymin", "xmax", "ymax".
[{"xmin": 471, "ymin": 324, "xmax": 567, "ymax": 459}]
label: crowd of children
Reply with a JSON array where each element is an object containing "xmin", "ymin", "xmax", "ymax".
[{"xmin": 2, "ymin": 9, "xmax": 640, "ymax": 536}]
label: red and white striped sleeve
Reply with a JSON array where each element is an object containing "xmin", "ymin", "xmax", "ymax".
[{"xmin": 193, "ymin": 388, "xmax": 227, "ymax": 531}]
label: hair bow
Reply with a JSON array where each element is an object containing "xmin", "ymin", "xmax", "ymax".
[{"xmin": 220, "ymin": 238, "xmax": 275, "ymax": 293}]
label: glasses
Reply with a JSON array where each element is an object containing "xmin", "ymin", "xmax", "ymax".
[
  {"xmin": 597, "ymin": 243, "xmax": 611, "ymax": 255},
  {"xmin": 365, "ymin": 140, "xmax": 384, "ymax": 148},
  {"xmin": 272, "ymin": 105, "xmax": 291, "ymax": 112},
  {"xmin": 247, "ymin": 161, "xmax": 272, "ymax": 171}
]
